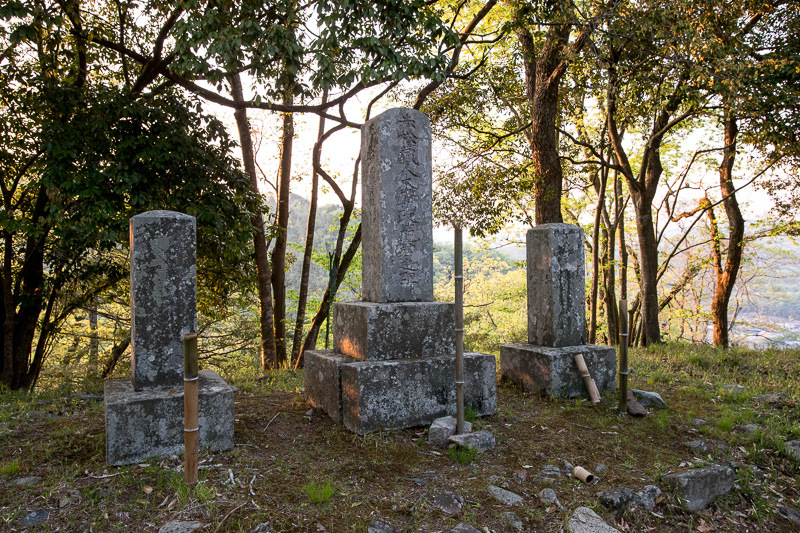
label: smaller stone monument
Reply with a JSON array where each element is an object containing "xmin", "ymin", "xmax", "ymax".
[
  {"xmin": 304, "ymin": 108, "xmax": 497, "ymax": 434},
  {"xmin": 104, "ymin": 211, "xmax": 234, "ymax": 465},
  {"xmin": 500, "ymin": 224, "xmax": 616, "ymax": 397}
]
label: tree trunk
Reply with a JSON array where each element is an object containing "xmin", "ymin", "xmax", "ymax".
[
  {"xmin": 297, "ymin": 224, "xmax": 362, "ymax": 363},
  {"xmin": 271, "ymin": 94, "xmax": 294, "ymax": 365},
  {"xmin": 291, "ymin": 90, "xmax": 327, "ymax": 366},
  {"xmin": 602, "ymin": 224, "xmax": 618, "ymax": 344},
  {"xmin": 230, "ymin": 73, "xmax": 278, "ymax": 369},
  {"xmin": 589, "ymin": 168, "xmax": 608, "ymax": 343},
  {"xmin": 517, "ymin": 25, "xmax": 569, "ymax": 225},
  {"xmin": 711, "ymin": 109, "xmax": 743, "ymax": 348},
  {"xmin": 631, "ymin": 192, "xmax": 661, "ymax": 346}
]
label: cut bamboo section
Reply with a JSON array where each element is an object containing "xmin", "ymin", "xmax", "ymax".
[{"xmin": 573, "ymin": 353, "xmax": 601, "ymax": 404}]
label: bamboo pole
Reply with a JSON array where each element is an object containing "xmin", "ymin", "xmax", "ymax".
[
  {"xmin": 454, "ymin": 225, "xmax": 465, "ymax": 435},
  {"xmin": 573, "ymin": 353, "xmax": 601, "ymax": 404},
  {"xmin": 618, "ymin": 298, "xmax": 629, "ymax": 414},
  {"xmin": 183, "ymin": 333, "xmax": 199, "ymax": 485}
]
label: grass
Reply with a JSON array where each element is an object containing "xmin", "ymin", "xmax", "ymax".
[
  {"xmin": 303, "ymin": 479, "xmax": 334, "ymax": 504},
  {"xmin": 0, "ymin": 343, "xmax": 798, "ymax": 531},
  {"xmin": 448, "ymin": 445, "xmax": 479, "ymax": 465}
]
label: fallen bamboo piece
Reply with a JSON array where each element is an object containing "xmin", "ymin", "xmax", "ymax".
[
  {"xmin": 573, "ymin": 353, "xmax": 601, "ymax": 404},
  {"xmin": 573, "ymin": 466, "xmax": 595, "ymax": 483},
  {"xmin": 183, "ymin": 333, "xmax": 199, "ymax": 485}
]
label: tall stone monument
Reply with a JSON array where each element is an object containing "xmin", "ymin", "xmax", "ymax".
[
  {"xmin": 305, "ymin": 108, "xmax": 497, "ymax": 434},
  {"xmin": 104, "ymin": 211, "xmax": 234, "ymax": 465},
  {"xmin": 500, "ymin": 224, "xmax": 616, "ymax": 397}
]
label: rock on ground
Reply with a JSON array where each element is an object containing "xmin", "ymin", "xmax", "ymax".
[
  {"xmin": 448, "ymin": 430, "xmax": 495, "ymax": 452},
  {"xmin": 487, "ymin": 485, "xmax": 523, "ymax": 505},
  {"xmin": 367, "ymin": 520, "xmax": 396, "ymax": 533},
  {"xmin": 11, "ymin": 476, "xmax": 42, "ymax": 487},
  {"xmin": 538, "ymin": 488, "xmax": 560, "ymax": 507},
  {"xmin": 428, "ymin": 416, "xmax": 472, "ymax": 449},
  {"xmin": 566, "ymin": 507, "xmax": 620, "ymax": 533},
  {"xmin": 448, "ymin": 523, "xmax": 482, "ymax": 533},
  {"xmin": 597, "ymin": 488, "xmax": 634, "ymax": 510},
  {"xmin": 777, "ymin": 506, "xmax": 800, "ymax": 526},
  {"xmin": 662, "ymin": 465, "xmax": 734, "ymax": 511},
  {"xmin": 430, "ymin": 490, "xmax": 463, "ymax": 516},
  {"xmin": 754, "ymin": 393, "xmax": 789, "ymax": 403},
  {"xmin": 626, "ymin": 391, "xmax": 647, "ymax": 417},
  {"xmin": 22, "ymin": 510, "xmax": 49, "ymax": 527},
  {"xmin": 541, "ymin": 464, "xmax": 562, "ymax": 477},
  {"xmin": 630, "ymin": 389, "xmax": 666, "ymax": 409},
  {"xmin": 733, "ymin": 423, "xmax": 761, "ymax": 436},
  {"xmin": 785, "ymin": 440, "xmax": 800, "ymax": 461},
  {"xmin": 631, "ymin": 485, "xmax": 662, "ymax": 511},
  {"xmin": 250, "ymin": 523, "xmax": 272, "ymax": 533},
  {"xmin": 158, "ymin": 521, "xmax": 203, "ymax": 533},
  {"xmin": 501, "ymin": 511, "xmax": 524, "ymax": 530},
  {"xmin": 684, "ymin": 440, "xmax": 708, "ymax": 453}
]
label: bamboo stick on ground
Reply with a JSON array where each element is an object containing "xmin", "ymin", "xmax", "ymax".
[{"xmin": 573, "ymin": 353, "xmax": 601, "ymax": 404}]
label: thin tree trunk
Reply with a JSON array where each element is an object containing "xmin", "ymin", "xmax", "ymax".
[
  {"xmin": 230, "ymin": 73, "xmax": 278, "ymax": 369},
  {"xmin": 291, "ymin": 90, "xmax": 328, "ymax": 366},
  {"xmin": 272, "ymin": 93, "xmax": 294, "ymax": 365},
  {"xmin": 297, "ymin": 224, "xmax": 362, "ymax": 363},
  {"xmin": 88, "ymin": 300, "xmax": 98, "ymax": 377},
  {"xmin": 589, "ymin": 168, "xmax": 608, "ymax": 343},
  {"xmin": 711, "ymin": 109, "xmax": 743, "ymax": 348},
  {"xmin": 602, "ymin": 223, "xmax": 618, "ymax": 344}
]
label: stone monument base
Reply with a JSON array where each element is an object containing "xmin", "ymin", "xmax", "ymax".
[
  {"xmin": 500, "ymin": 343, "xmax": 616, "ymax": 398},
  {"xmin": 334, "ymin": 301, "xmax": 455, "ymax": 360},
  {"xmin": 305, "ymin": 350, "xmax": 497, "ymax": 434},
  {"xmin": 104, "ymin": 370, "xmax": 234, "ymax": 465}
]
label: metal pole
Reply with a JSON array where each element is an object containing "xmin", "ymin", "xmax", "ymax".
[
  {"xmin": 618, "ymin": 298, "xmax": 629, "ymax": 414},
  {"xmin": 183, "ymin": 333, "xmax": 199, "ymax": 485},
  {"xmin": 455, "ymin": 226, "xmax": 465, "ymax": 435}
]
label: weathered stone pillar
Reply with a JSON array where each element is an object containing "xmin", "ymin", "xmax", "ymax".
[
  {"xmin": 130, "ymin": 211, "xmax": 196, "ymax": 390},
  {"xmin": 304, "ymin": 109, "xmax": 497, "ymax": 433},
  {"xmin": 361, "ymin": 108, "xmax": 433, "ymax": 303},
  {"xmin": 527, "ymin": 224, "xmax": 586, "ymax": 347}
]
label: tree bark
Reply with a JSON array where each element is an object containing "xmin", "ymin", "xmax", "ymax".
[
  {"xmin": 291, "ymin": 90, "xmax": 327, "ymax": 366},
  {"xmin": 230, "ymin": 73, "xmax": 278, "ymax": 369},
  {"xmin": 518, "ymin": 26, "xmax": 568, "ymax": 225},
  {"xmin": 589, "ymin": 167, "xmax": 608, "ymax": 343},
  {"xmin": 271, "ymin": 93, "xmax": 294, "ymax": 365},
  {"xmin": 711, "ymin": 109, "xmax": 743, "ymax": 348}
]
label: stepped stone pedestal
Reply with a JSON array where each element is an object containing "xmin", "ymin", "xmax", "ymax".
[
  {"xmin": 305, "ymin": 108, "xmax": 496, "ymax": 433},
  {"xmin": 500, "ymin": 224, "xmax": 616, "ymax": 398},
  {"xmin": 104, "ymin": 211, "xmax": 233, "ymax": 465}
]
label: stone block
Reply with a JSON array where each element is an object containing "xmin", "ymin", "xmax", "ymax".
[
  {"xmin": 304, "ymin": 350, "xmax": 353, "ymax": 423},
  {"xmin": 662, "ymin": 464, "xmax": 734, "ymax": 511},
  {"xmin": 130, "ymin": 211, "xmax": 196, "ymax": 389},
  {"xmin": 499, "ymin": 343, "xmax": 616, "ymax": 398},
  {"xmin": 527, "ymin": 224, "xmax": 585, "ymax": 347},
  {"xmin": 428, "ymin": 416, "xmax": 472, "ymax": 449},
  {"xmin": 333, "ymin": 301, "xmax": 454, "ymax": 360},
  {"xmin": 104, "ymin": 370, "xmax": 233, "ymax": 465},
  {"xmin": 361, "ymin": 108, "xmax": 433, "ymax": 303},
  {"xmin": 340, "ymin": 353, "xmax": 497, "ymax": 434}
]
